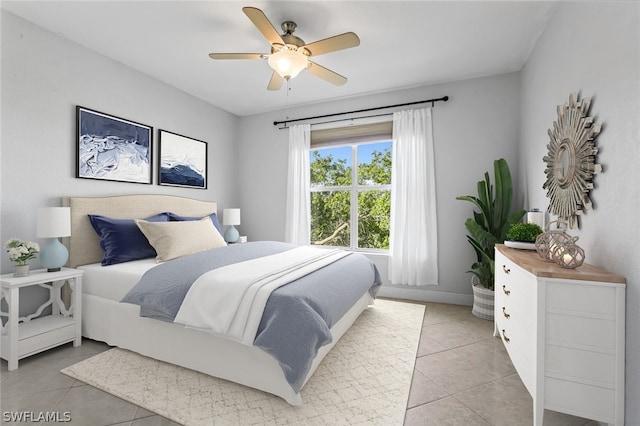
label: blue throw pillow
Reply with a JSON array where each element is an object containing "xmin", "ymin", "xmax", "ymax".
[
  {"xmin": 167, "ymin": 212, "xmax": 222, "ymax": 234},
  {"xmin": 88, "ymin": 212, "xmax": 170, "ymax": 266}
]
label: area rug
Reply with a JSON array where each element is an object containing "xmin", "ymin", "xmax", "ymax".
[{"xmin": 61, "ymin": 299, "xmax": 424, "ymax": 425}]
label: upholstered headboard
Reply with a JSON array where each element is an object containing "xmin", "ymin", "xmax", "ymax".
[{"xmin": 63, "ymin": 195, "xmax": 218, "ymax": 268}]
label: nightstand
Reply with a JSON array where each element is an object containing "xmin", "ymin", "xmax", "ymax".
[{"xmin": 0, "ymin": 267, "xmax": 84, "ymax": 370}]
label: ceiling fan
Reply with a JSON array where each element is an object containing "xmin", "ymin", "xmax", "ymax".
[{"xmin": 209, "ymin": 7, "xmax": 360, "ymax": 91}]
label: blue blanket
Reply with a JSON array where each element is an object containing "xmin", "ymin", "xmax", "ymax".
[{"xmin": 121, "ymin": 241, "xmax": 381, "ymax": 392}]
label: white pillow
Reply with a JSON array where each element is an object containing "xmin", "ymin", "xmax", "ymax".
[{"xmin": 135, "ymin": 217, "xmax": 226, "ymax": 262}]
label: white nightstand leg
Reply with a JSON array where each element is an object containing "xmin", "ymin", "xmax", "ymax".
[
  {"xmin": 8, "ymin": 287, "xmax": 19, "ymax": 371},
  {"xmin": 71, "ymin": 277, "xmax": 82, "ymax": 347},
  {"xmin": 51, "ymin": 280, "xmax": 63, "ymax": 316}
]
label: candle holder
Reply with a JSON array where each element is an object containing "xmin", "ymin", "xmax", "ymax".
[
  {"xmin": 535, "ymin": 221, "xmax": 574, "ymax": 262},
  {"xmin": 551, "ymin": 240, "xmax": 585, "ymax": 269}
]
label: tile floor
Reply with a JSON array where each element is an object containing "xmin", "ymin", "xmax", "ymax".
[
  {"xmin": 404, "ymin": 302, "xmax": 596, "ymax": 426},
  {"xmin": 0, "ymin": 301, "xmax": 598, "ymax": 425}
]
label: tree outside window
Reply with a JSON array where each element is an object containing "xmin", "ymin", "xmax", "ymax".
[{"xmin": 310, "ymin": 141, "xmax": 391, "ymax": 250}]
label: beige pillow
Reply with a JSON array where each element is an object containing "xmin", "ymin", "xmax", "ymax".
[{"xmin": 135, "ymin": 217, "xmax": 226, "ymax": 262}]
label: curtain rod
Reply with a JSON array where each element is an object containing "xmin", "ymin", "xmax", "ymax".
[{"xmin": 273, "ymin": 95, "xmax": 449, "ymax": 128}]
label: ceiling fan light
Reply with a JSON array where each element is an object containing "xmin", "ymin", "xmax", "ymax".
[{"xmin": 268, "ymin": 49, "xmax": 309, "ymax": 79}]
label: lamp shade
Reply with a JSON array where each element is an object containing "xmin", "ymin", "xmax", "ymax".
[
  {"xmin": 37, "ymin": 207, "xmax": 71, "ymax": 238},
  {"xmin": 268, "ymin": 49, "xmax": 309, "ymax": 79},
  {"xmin": 223, "ymin": 209, "xmax": 241, "ymax": 226}
]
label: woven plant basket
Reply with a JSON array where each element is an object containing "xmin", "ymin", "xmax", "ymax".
[{"xmin": 471, "ymin": 276, "xmax": 494, "ymax": 320}]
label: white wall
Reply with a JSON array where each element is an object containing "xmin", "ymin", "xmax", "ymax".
[
  {"xmin": 1, "ymin": 12, "xmax": 240, "ymax": 312},
  {"xmin": 520, "ymin": 2, "xmax": 640, "ymax": 420},
  {"xmin": 238, "ymin": 72, "xmax": 522, "ymax": 304}
]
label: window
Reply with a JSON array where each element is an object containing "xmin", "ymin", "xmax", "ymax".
[{"xmin": 310, "ymin": 139, "xmax": 392, "ymax": 251}]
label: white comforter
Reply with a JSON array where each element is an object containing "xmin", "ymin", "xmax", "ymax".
[{"xmin": 174, "ymin": 246, "xmax": 350, "ymax": 345}]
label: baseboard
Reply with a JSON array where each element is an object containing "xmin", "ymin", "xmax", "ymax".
[{"xmin": 376, "ymin": 285, "xmax": 473, "ymax": 306}]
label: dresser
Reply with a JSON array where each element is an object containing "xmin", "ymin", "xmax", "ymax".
[{"xmin": 494, "ymin": 244, "xmax": 625, "ymax": 425}]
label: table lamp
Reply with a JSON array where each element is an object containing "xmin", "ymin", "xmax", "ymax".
[
  {"xmin": 37, "ymin": 207, "xmax": 71, "ymax": 272},
  {"xmin": 223, "ymin": 208, "xmax": 241, "ymax": 243}
]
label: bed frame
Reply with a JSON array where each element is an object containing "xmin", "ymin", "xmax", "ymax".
[{"xmin": 63, "ymin": 195, "xmax": 372, "ymax": 405}]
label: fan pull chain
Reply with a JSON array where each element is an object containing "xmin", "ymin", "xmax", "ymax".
[{"xmin": 285, "ymin": 78, "xmax": 291, "ymax": 121}]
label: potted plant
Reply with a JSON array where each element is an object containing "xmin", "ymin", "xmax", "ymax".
[
  {"xmin": 456, "ymin": 158, "xmax": 525, "ymax": 320},
  {"xmin": 5, "ymin": 238, "xmax": 40, "ymax": 277},
  {"xmin": 506, "ymin": 223, "xmax": 543, "ymax": 243}
]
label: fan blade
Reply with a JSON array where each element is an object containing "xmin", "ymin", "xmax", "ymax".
[
  {"xmin": 307, "ymin": 61, "xmax": 347, "ymax": 86},
  {"xmin": 267, "ymin": 72, "xmax": 284, "ymax": 91},
  {"xmin": 242, "ymin": 7, "xmax": 284, "ymax": 46},
  {"xmin": 303, "ymin": 32, "xmax": 360, "ymax": 57},
  {"xmin": 209, "ymin": 53, "xmax": 264, "ymax": 60}
]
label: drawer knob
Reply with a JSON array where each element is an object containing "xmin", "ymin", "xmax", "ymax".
[
  {"xmin": 502, "ymin": 285, "xmax": 511, "ymax": 296},
  {"xmin": 502, "ymin": 329, "xmax": 510, "ymax": 343},
  {"xmin": 502, "ymin": 265, "xmax": 511, "ymax": 274},
  {"xmin": 502, "ymin": 307, "xmax": 510, "ymax": 319}
]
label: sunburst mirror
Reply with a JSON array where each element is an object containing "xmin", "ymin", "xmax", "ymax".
[{"xmin": 543, "ymin": 93, "xmax": 602, "ymax": 228}]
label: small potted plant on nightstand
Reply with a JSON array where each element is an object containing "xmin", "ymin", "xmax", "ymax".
[
  {"xmin": 5, "ymin": 238, "xmax": 40, "ymax": 277},
  {"xmin": 456, "ymin": 158, "xmax": 525, "ymax": 320}
]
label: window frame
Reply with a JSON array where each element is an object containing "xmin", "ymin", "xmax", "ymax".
[{"xmin": 310, "ymin": 138, "xmax": 392, "ymax": 253}]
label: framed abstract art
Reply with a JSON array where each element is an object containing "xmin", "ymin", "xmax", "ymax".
[
  {"xmin": 76, "ymin": 106, "xmax": 153, "ymax": 184},
  {"xmin": 158, "ymin": 130, "xmax": 208, "ymax": 189}
]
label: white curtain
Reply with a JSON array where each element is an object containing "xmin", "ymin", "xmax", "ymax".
[
  {"xmin": 284, "ymin": 124, "xmax": 311, "ymax": 245},
  {"xmin": 389, "ymin": 108, "xmax": 438, "ymax": 285}
]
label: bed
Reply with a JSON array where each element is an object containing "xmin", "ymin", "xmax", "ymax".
[{"xmin": 63, "ymin": 194, "xmax": 380, "ymax": 405}]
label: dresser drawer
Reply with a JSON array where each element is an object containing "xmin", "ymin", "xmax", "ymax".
[
  {"xmin": 545, "ymin": 344, "xmax": 616, "ymax": 386},
  {"xmin": 499, "ymin": 321, "xmax": 535, "ymax": 394},
  {"xmin": 546, "ymin": 312, "xmax": 616, "ymax": 351},
  {"xmin": 498, "ymin": 313, "xmax": 534, "ymax": 361},
  {"xmin": 546, "ymin": 281, "xmax": 617, "ymax": 316},
  {"xmin": 496, "ymin": 251, "xmax": 536, "ymax": 300},
  {"xmin": 545, "ymin": 377, "xmax": 616, "ymax": 423},
  {"xmin": 497, "ymin": 286, "xmax": 534, "ymax": 332}
]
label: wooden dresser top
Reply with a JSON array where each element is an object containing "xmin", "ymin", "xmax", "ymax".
[{"xmin": 496, "ymin": 244, "xmax": 626, "ymax": 284}]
